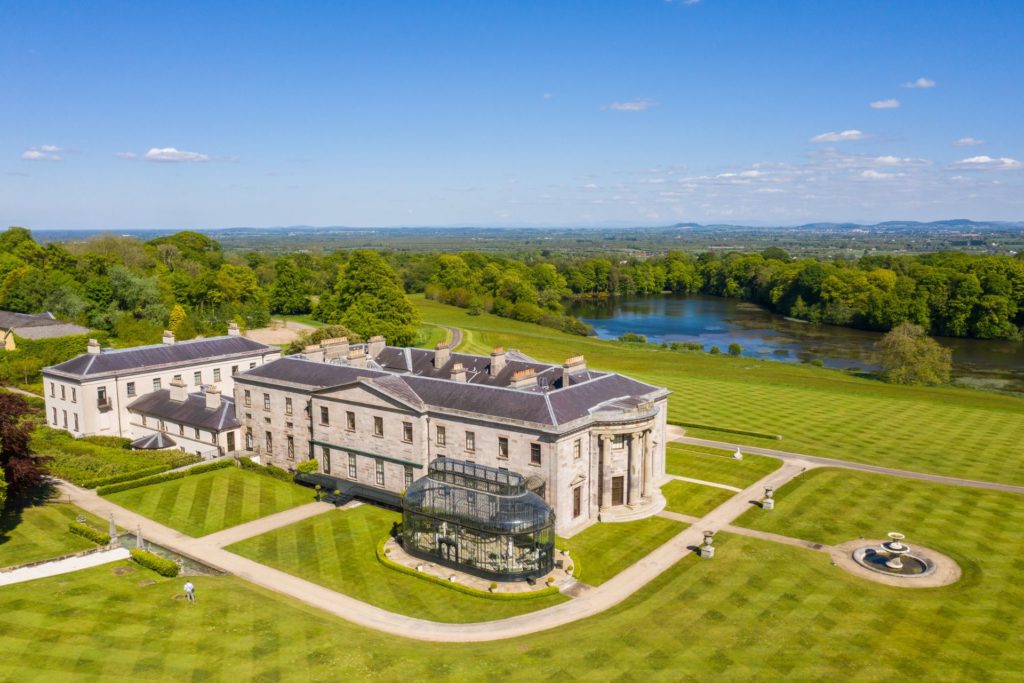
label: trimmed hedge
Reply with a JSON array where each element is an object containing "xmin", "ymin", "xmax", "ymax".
[
  {"xmin": 97, "ymin": 460, "xmax": 233, "ymax": 495},
  {"xmin": 129, "ymin": 548, "xmax": 180, "ymax": 577},
  {"xmin": 68, "ymin": 521, "xmax": 110, "ymax": 546},
  {"xmin": 80, "ymin": 464, "xmax": 178, "ymax": 489},
  {"xmin": 375, "ymin": 538, "xmax": 561, "ymax": 601},
  {"xmin": 236, "ymin": 456, "xmax": 294, "ymax": 483},
  {"xmin": 671, "ymin": 421, "xmax": 782, "ymax": 441},
  {"xmin": 295, "ymin": 459, "xmax": 319, "ymax": 475}
]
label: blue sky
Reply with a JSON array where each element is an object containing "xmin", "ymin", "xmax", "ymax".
[{"xmin": 2, "ymin": 0, "xmax": 1023, "ymax": 229}]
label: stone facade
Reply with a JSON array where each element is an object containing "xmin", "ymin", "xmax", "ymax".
[{"xmin": 235, "ymin": 340, "xmax": 670, "ymax": 536}]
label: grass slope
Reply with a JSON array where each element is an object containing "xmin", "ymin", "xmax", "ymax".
[
  {"xmin": 661, "ymin": 480, "xmax": 735, "ymax": 517},
  {"xmin": 104, "ymin": 467, "xmax": 313, "ymax": 537},
  {"xmin": 666, "ymin": 442, "xmax": 782, "ymax": 488},
  {"xmin": 3, "ymin": 520, "xmax": 1021, "ymax": 679},
  {"xmin": 557, "ymin": 516, "xmax": 684, "ymax": 585},
  {"xmin": 227, "ymin": 504, "xmax": 566, "ymax": 623},
  {"xmin": 418, "ymin": 296, "xmax": 1024, "ymax": 485},
  {"xmin": 0, "ymin": 502, "xmax": 108, "ymax": 568}
]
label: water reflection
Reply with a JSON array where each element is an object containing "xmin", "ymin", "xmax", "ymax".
[{"xmin": 567, "ymin": 294, "xmax": 1024, "ymax": 393}]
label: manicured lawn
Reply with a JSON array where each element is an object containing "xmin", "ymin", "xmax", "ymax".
[
  {"xmin": 104, "ymin": 467, "xmax": 313, "ymax": 537},
  {"xmin": 557, "ymin": 516, "xmax": 685, "ymax": 586},
  {"xmin": 227, "ymin": 504, "xmax": 566, "ymax": 622},
  {"xmin": 661, "ymin": 480, "xmax": 734, "ymax": 517},
  {"xmin": 0, "ymin": 502, "xmax": 109, "ymax": 568},
  {"xmin": 414, "ymin": 323, "xmax": 450, "ymax": 349},
  {"xmin": 666, "ymin": 442, "xmax": 782, "ymax": 488},
  {"xmin": 415, "ymin": 296, "xmax": 1024, "ymax": 486},
  {"xmin": 3, "ymin": 518, "xmax": 1022, "ymax": 680}
]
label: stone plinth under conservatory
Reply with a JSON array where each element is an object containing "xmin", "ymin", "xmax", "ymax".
[{"xmin": 401, "ymin": 458, "xmax": 556, "ymax": 582}]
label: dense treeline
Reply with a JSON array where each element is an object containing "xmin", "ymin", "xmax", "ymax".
[{"xmin": 396, "ymin": 247, "xmax": 1024, "ymax": 340}]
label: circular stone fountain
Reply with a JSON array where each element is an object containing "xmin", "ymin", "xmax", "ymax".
[{"xmin": 852, "ymin": 532, "xmax": 932, "ymax": 576}]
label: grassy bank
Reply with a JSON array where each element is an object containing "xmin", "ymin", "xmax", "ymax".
[{"xmin": 416, "ymin": 296, "xmax": 1024, "ymax": 485}]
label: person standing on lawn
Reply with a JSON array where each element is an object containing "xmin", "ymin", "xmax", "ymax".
[{"xmin": 184, "ymin": 580, "xmax": 196, "ymax": 604}]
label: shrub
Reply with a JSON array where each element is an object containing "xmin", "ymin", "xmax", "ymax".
[
  {"xmin": 618, "ymin": 332, "xmax": 648, "ymax": 343},
  {"xmin": 728, "ymin": 343, "xmax": 742, "ymax": 356},
  {"xmin": 295, "ymin": 459, "xmax": 319, "ymax": 474},
  {"xmin": 670, "ymin": 342, "xmax": 703, "ymax": 352},
  {"xmin": 80, "ymin": 464, "xmax": 179, "ymax": 489},
  {"xmin": 97, "ymin": 460, "xmax": 232, "ymax": 495},
  {"xmin": 129, "ymin": 549, "xmax": 179, "ymax": 577},
  {"xmin": 68, "ymin": 521, "xmax": 110, "ymax": 546},
  {"xmin": 235, "ymin": 456, "xmax": 294, "ymax": 482},
  {"xmin": 809, "ymin": 358, "xmax": 825, "ymax": 367},
  {"xmin": 709, "ymin": 345, "xmax": 721, "ymax": 354}
]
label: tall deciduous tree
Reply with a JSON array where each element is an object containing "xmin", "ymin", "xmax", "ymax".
[
  {"xmin": 0, "ymin": 393, "xmax": 48, "ymax": 503},
  {"xmin": 270, "ymin": 259, "xmax": 311, "ymax": 314},
  {"xmin": 875, "ymin": 323, "xmax": 952, "ymax": 386}
]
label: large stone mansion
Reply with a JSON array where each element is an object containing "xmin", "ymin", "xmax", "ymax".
[{"xmin": 43, "ymin": 332, "xmax": 670, "ymax": 535}]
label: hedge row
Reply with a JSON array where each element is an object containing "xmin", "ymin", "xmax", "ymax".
[
  {"xmin": 671, "ymin": 421, "xmax": 782, "ymax": 441},
  {"xmin": 68, "ymin": 521, "xmax": 110, "ymax": 546},
  {"xmin": 129, "ymin": 549, "xmax": 180, "ymax": 577},
  {"xmin": 97, "ymin": 460, "xmax": 233, "ymax": 495},
  {"xmin": 374, "ymin": 538, "xmax": 561, "ymax": 601},
  {"xmin": 235, "ymin": 456, "xmax": 295, "ymax": 483},
  {"xmin": 80, "ymin": 464, "xmax": 177, "ymax": 489}
]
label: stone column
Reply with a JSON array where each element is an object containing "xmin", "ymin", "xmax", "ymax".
[
  {"xmin": 628, "ymin": 431, "xmax": 642, "ymax": 505},
  {"xmin": 598, "ymin": 434, "xmax": 612, "ymax": 509},
  {"xmin": 642, "ymin": 429, "xmax": 654, "ymax": 498}
]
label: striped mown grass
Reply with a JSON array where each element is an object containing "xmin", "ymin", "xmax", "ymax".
[
  {"xmin": 661, "ymin": 480, "xmax": 735, "ymax": 517},
  {"xmin": 103, "ymin": 467, "xmax": 313, "ymax": 537},
  {"xmin": 3, "ymin": 519, "xmax": 1022, "ymax": 679},
  {"xmin": 226, "ymin": 504, "xmax": 567, "ymax": 622},
  {"xmin": 666, "ymin": 443, "xmax": 782, "ymax": 488},
  {"xmin": 418, "ymin": 296, "xmax": 1024, "ymax": 485},
  {"xmin": 557, "ymin": 516, "xmax": 685, "ymax": 586},
  {"xmin": 0, "ymin": 502, "xmax": 108, "ymax": 568}
]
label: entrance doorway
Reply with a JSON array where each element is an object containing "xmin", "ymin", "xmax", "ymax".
[
  {"xmin": 611, "ymin": 476, "xmax": 625, "ymax": 506},
  {"xmin": 438, "ymin": 538, "xmax": 458, "ymax": 564},
  {"xmin": 226, "ymin": 432, "xmax": 235, "ymax": 453}
]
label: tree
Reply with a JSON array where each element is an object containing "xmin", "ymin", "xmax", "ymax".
[
  {"xmin": 0, "ymin": 393, "xmax": 48, "ymax": 502},
  {"xmin": 168, "ymin": 304, "xmax": 188, "ymax": 335},
  {"xmin": 0, "ymin": 466, "xmax": 6, "ymax": 511},
  {"xmin": 875, "ymin": 322, "xmax": 952, "ymax": 386},
  {"xmin": 728, "ymin": 343, "xmax": 743, "ymax": 356},
  {"xmin": 270, "ymin": 259, "xmax": 311, "ymax": 314}
]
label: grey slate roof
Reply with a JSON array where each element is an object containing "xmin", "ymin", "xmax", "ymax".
[
  {"xmin": 238, "ymin": 346, "xmax": 668, "ymax": 428},
  {"xmin": 127, "ymin": 390, "xmax": 240, "ymax": 431},
  {"xmin": 45, "ymin": 336, "xmax": 274, "ymax": 379},
  {"xmin": 0, "ymin": 310, "xmax": 89, "ymax": 338},
  {"xmin": 131, "ymin": 432, "xmax": 178, "ymax": 450}
]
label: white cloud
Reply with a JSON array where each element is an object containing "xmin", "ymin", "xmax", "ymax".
[
  {"xmin": 861, "ymin": 169, "xmax": 901, "ymax": 180},
  {"xmin": 811, "ymin": 129, "xmax": 868, "ymax": 143},
  {"xmin": 954, "ymin": 137, "xmax": 984, "ymax": 147},
  {"xmin": 902, "ymin": 77, "xmax": 936, "ymax": 89},
  {"xmin": 869, "ymin": 99, "xmax": 900, "ymax": 109},
  {"xmin": 21, "ymin": 145, "xmax": 64, "ymax": 161},
  {"xmin": 143, "ymin": 147, "xmax": 210, "ymax": 162},
  {"xmin": 951, "ymin": 155, "xmax": 1022, "ymax": 171},
  {"xmin": 602, "ymin": 98, "xmax": 655, "ymax": 112}
]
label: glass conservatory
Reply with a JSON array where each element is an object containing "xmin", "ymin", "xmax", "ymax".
[{"xmin": 402, "ymin": 458, "xmax": 555, "ymax": 581}]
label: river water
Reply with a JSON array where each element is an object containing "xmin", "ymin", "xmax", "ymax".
[{"xmin": 567, "ymin": 294, "xmax": 1024, "ymax": 394}]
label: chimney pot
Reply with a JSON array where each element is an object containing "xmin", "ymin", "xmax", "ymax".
[
  {"xmin": 450, "ymin": 362, "xmax": 467, "ymax": 383},
  {"xmin": 367, "ymin": 335, "xmax": 386, "ymax": 357},
  {"xmin": 162, "ymin": 330, "xmax": 175, "ymax": 345},
  {"xmin": 227, "ymin": 322, "xmax": 241, "ymax": 337},
  {"xmin": 347, "ymin": 347, "xmax": 367, "ymax": 368},
  {"xmin": 489, "ymin": 347, "xmax": 507, "ymax": 376},
  {"xmin": 87, "ymin": 339, "xmax": 101, "ymax": 355},
  {"xmin": 205, "ymin": 385, "xmax": 222, "ymax": 410},
  {"xmin": 434, "ymin": 342, "xmax": 450, "ymax": 368}
]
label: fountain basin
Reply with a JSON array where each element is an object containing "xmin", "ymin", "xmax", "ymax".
[{"xmin": 852, "ymin": 547, "xmax": 933, "ymax": 577}]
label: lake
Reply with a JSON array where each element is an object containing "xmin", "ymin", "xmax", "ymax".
[{"xmin": 567, "ymin": 294, "xmax": 1024, "ymax": 394}]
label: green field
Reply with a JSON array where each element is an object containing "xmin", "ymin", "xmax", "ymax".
[
  {"xmin": 414, "ymin": 323, "xmax": 450, "ymax": 349},
  {"xmin": 557, "ymin": 516, "xmax": 684, "ymax": 585},
  {"xmin": 0, "ymin": 502, "xmax": 108, "ymax": 568},
  {"xmin": 4, "ymin": 511, "xmax": 1021, "ymax": 680},
  {"xmin": 661, "ymin": 480, "xmax": 735, "ymax": 517},
  {"xmin": 227, "ymin": 504, "xmax": 567, "ymax": 622},
  {"xmin": 104, "ymin": 467, "xmax": 313, "ymax": 537},
  {"xmin": 419, "ymin": 296, "xmax": 1024, "ymax": 485},
  {"xmin": 666, "ymin": 442, "xmax": 782, "ymax": 488}
]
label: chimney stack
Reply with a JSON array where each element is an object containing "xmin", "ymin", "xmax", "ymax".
[
  {"xmin": 450, "ymin": 362, "xmax": 467, "ymax": 383},
  {"xmin": 347, "ymin": 347, "xmax": 367, "ymax": 368},
  {"xmin": 162, "ymin": 330, "xmax": 175, "ymax": 345},
  {"xmin": 510, "ymin": 368, "xmax": 537, "ymax": 389},
  {"xmin": 434, "ymin": 342, "xmax": 450, "ymax": 368},
  {"xmin": 490, "ymin": 347, "xmax": 506, "ymax": 376},
  {"xmin": 169, "ymin": 378, "xmax": 188, "ymax": 403},
  {"xmin": 322, "ymin": 337, "xmax": 350, "ymax": 361},
  {"xmin": 87, "ymin": 339, "xmax": 101, "ymax": 355},
  {"xmin": 564, "ymin": 355, "xmax": 587, "ymax": 375},
  {"xmin": 303, "ymin": 344, "xmax": 325, "ymax": 363},
  {"xmin": 227, "ymin": 322, "xmax": 241, "ymax": 337},
  {"xmin": 204, "ymin": 385, "xmax": 222, "ymax": 410},
  {"xmin": 367, "ymin": 335, "xmax": 386, "ymax": 358}
]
